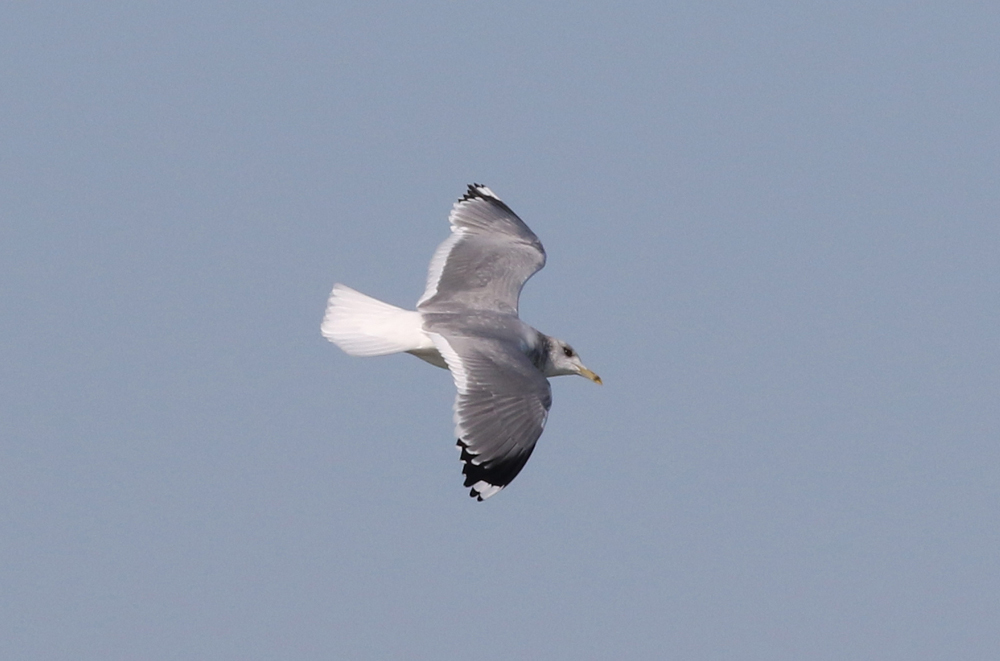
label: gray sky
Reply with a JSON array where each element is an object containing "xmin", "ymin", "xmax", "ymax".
[{"xmin": 2, "ymin": 2, "xmax": 998, "ymax": 659}]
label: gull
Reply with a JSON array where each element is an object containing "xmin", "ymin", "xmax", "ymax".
[{"xmin": 322, "ymin": 184, "xmax": 601, "ymax": 500}]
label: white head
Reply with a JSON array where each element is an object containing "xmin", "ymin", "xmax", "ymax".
[{"xmin": 543, "ymin": 338, "xmax": 602, "ymax": 384}]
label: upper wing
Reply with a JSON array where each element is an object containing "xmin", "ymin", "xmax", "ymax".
[
  {"xmin": 417, "ymin": 184, "xmax": 546, "ymax": 316},
  {"xmin": 428, "ymin": 330, "xmax": 552, "ymax": 501}
]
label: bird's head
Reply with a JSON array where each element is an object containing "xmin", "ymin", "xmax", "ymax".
[{"xmin": 543, "ymin": 339, "xmax": 602, "ymax": 384}]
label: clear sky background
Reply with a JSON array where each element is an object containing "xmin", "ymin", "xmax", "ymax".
[{"xmin": 2, "ymin": 3, "xmax": 998, "ymax": 659}]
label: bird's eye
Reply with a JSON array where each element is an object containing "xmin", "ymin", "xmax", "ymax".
[{"xmin": 563, "ymin": 346, "xmax": 574, "ymax": 358}]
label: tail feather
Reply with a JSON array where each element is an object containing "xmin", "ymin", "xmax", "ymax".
[{"xmin": 321, "ymin": 284, "xmax": 430, "ymax": 357}]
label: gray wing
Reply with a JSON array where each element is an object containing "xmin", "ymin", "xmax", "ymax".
[
  {"xmin": 428, "ymin": 330, "xmax": 552, "ymax": 501},
  {"xmin": 417, "ymin": 184, "xmax": 546, "ymax": 316}
]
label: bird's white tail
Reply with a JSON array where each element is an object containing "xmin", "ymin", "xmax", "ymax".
[{"xmin": 321, "ymin": 284, "xmax": 431, "ymax": 357}]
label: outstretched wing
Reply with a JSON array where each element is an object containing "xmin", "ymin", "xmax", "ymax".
[
  {"xmin": 417, "ymin": 184, "xmax": 546, "ymax": 316},
  {"xmin": 428, "ymin": 331, "xmax": 552, "ymax": 501}
]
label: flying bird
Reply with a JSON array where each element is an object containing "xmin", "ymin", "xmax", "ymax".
[{"xmin": 322, "ymin": 184, "xmax": 601, "ymax": 500}]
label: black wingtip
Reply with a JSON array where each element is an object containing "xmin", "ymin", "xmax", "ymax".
[
  {"xmin": 456, "ymin": 437, "xmax": 535, "ymax": 501},
  {"xmin": 460, "ymin": 183, "xmax": 492, "ymax": 202},
  {"xmin": 458, "ymin": 183, "xmax": 518, "ymax": 217}
]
